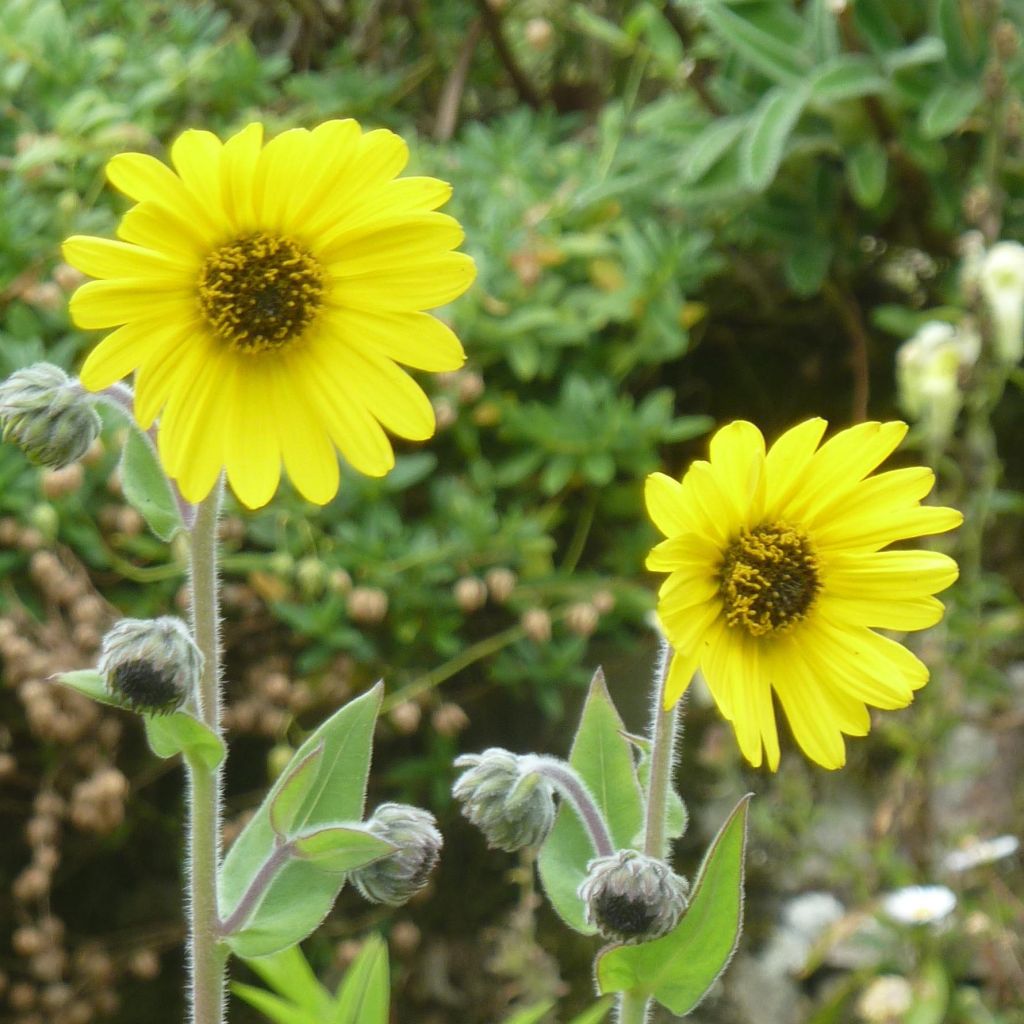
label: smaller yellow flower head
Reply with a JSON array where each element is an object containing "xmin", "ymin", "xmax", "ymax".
[
  {"xmin": 646, "ymin": 418, "xmax": 962, "ymax": 771},
  {"xmin": 63, "ymin": 120, "xmax": 476, "ymax": 509}
]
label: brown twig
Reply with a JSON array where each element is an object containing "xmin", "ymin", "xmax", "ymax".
[
  {"xmin": 824, "ymin": 282, "xmax": 871, "ymax": 423},
  {"xmin": 660, "ymin": 2, "xmax": 723, "ymax": 116},
  {"xmin": 435, "ymin": 17, "xmax": 484, "ymax": 140},
  {"xmin": 471, "ymin": 0, "xmax": 544, "ymax": 109}
]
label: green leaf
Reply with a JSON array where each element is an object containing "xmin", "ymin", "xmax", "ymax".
[
  {"xmin": 500, "ymin": 1002, "xmax": 555, "ymax": 1024},
  {"xmin": 846, "ymin": 139, "xmax": 888, "ymax": 208},
  {"xmin": 145, "ymin": 712, "xmax": 225, "ymax": 771},
  {"xmin": 596, "ymin": 795, "xmax": 752, "ymax": 1014},
  {"xmin": 119, "ymin": 428, "xmax": 184, "ymax": 542},
  {"xmin": 538, "ymin": 669, "xmax": 644, "ymax": 934},
  {"xmin": 884, "ymin": 36, "xmax": 947, "ymax": 73},
  {"xmin": 935, "ymin": 0, "xmax": 979, "ymax": 77},
  {"xmin": 567, "ymin": 997, "xmax": 615, "ymax": 1024},
  {"xmin": 332, "ymin": 934, "xmax": 389, "ymax": 1024},
  {"xmin": 270, "ymin": 741, "xmax": 326, "ymax": 837},
  {"xmin": 809, "ymin": 55, "xmax": 887, "ymax": 105},
  {"xmin": 55, "ymin": 669, "xmax": 120, "ymax": 707},
  {"xmin": 241, "ymin": 944, "xmax": 332, "ymax": 1015},
  {"xmin": 220, "ymin": 685, "xmax": 382, "ymax": 958},
  {"xmin": 699, "ymin": 0, "xmax": 810, "ymax": 84},
  {"xmin": 918, "ymin": 81, "xmax": 982, "ymax": 139},
  {"xmin": 741, "ymin": 83, "xmax": 810, "ymax": 191},
  {"xmin": 783, "ymin": 238, "xmax": 833, "ymax": 298},
  {"xmin": 231, "ymin": 983, "xmax": 317, "ymax": 1024},
  {"xmin": 571, "ymin": 5, "xmax": 634, "ymax": 54},
  {"xmin": 906, "ymin": 960, "xmax": 949, "ymax": 1024},
  {"xmin": 678, "ymin": 116, "xmax": 748, "ymax": 184},
  {"xmin": 292, "ymin": 825, "xmax": 394, "ymax": 874}
]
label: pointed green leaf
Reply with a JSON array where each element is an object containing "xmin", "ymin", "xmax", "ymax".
[
  {"xmin": 846, "ymin": 140, "xmax": 888, "ymax": 209},
  {"xmin": 120, "ymin": 428, "xmax": 184, "ymax": 541},
  {"xmin": 919, "ymin": 81, "xmax": 982, "ymax": 139},
  {"xmin": 741, "ymin": 83, "xmax": 810, "ymax": 191},
  {"xmin": 935, "ymin": 0, "xmax": 979, "ymax": 77},
  {"xmin": 145, "ymin": 711, "xmax": 225, "ymax": 770},
  {"xmin": 241, "ymin": 944, "xmax": 332, "ymax": 1015},
  {"xmin": 567, "ymin": 997, "xmax": 614, "ymax": 1024},
  {"xmin": 679, "ymin": 117, "xmax": 747, "ymax": 184},
  {"xmin": 55, "ymin": 669, "xmax": 120, "ymax": 707},
  {"xmin": 293, "ymin": 826, "xmax": 394, "ymax": 874},
  {"xmin": 699, "ymin": 0, "xmax": 810, "ymax": 83},
  {"xmin": 231, "ymin": 983, "xmax": 317, "ymax": 1024},
  {"xmin": 884, "ymin": 36, "xmax": 947, "ymax": 73},
  {"xmin": 499, "ymin": 1001, "xmax": 555, "ymax": 1024},
  {"xmin": 220, "ymin": 685, "xmax": 382, "ymax": 958},
  {"xmin": 596, "ymin": 795, "xmax": 752, "ymax": 1014},
  {"xmin": 332, "ymin": 934, "xmax": 389, "ymax": 1024},
  {"xmin": 270, "ymin": 742, "xmax": 326, "ymax": 838},
  {"xmin": 809, "ymin": 55, "xmax": 887, "ymax": 105},
  {"xmin": 538, "ymin": 669, "xmax": 644, "ymax": 934}
]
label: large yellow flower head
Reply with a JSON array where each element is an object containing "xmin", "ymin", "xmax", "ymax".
[
  {"xmin": 63, "ymin": 120, "xmax": 475, "ymax": 509},
  {"xmin": 646, "ymin": 419, "xmax": 962, "ymax": 771}
]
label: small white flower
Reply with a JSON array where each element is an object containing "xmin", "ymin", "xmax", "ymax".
[
  {"xmin": 943, "ymin": 834, "xmax": 1019, "ymax": 873},
  {"xmin": 881, "ymin": 884, "xmax": 956, "ymax": 925},
  {"xmin": 980, "ymin": 240, "xmax": 1024, "ymax": 364},
  {"xmin": 896, "ymin": 321, "xmax": 979, "ymax": 442},
  {"xmin": 856, "ymin": 975, "xmax": 913, "ymax": 1023}
]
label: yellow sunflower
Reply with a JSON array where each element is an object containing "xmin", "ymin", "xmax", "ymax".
[
  {"xmin": 646, "ymin": 419, "xmax": 962, "ymax": 770},
  {"xmin": 63, "ymin": 120, "xmax": 475, "ymax": 508}
]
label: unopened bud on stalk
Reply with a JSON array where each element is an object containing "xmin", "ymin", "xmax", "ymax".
[
  {"xmin": 452, "ymin": 748, "xmax": 556, "ymax": 851},
  {"xmin": 980, "ymin": 241, "xmax": 1024, "ymax": 364},
  {"xmin": 578, "ymin": 849, "xmax": 689, "ymax": 943},
  {"xmin": 351, "ymin": 803, "xmax": 442, "ymax": 906},
  {"xmin": 98, "ymin": 617, "xmax": 201, "ymax": 714},
  {"xmin": 895, "ymin": 321, "xmax": 979, "ymax": 445},
  {"xmin": 0, "ymin": 363, "xmax": 101, "ymax": 469}
]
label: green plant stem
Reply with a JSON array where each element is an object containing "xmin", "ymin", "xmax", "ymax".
[
  {"xmin": 642, "ymin": 642, "xmax": 679, "ymax": 860},
  {"xmin": 187, "ymin": 485, "xmax": 226, "ymax": 1024},
  {"xmin": 616, "ymin": 642, "xmax": 677, "ymax": 1024}
]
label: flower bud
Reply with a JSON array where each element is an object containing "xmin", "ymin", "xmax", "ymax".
[
  {"xmin": 350, "ymin": 803, "xmax": 442, "ymax": 907},
  {"xmin": 452, "ymin": 748, "xmax": 556, "ymax": 851},
  {"xmin": 97, "ymin": 617, "xmax": 202, "ymax": 714},
  {"xmin": 980, "ymin": 241, "xmax": 1024, "ymax": 364},
  {"xmin": 578, "ymin": 849, "xmax": 689, "ymax": 943},
  {"xmin": 895, "ymin": 321, "xmax": 979, "ymax": 444},
  {"xmin": 0, "ymin": 363, "xmax": 101, "ymax": 469}
]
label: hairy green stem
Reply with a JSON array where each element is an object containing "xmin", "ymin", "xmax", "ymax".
[
  {"xmin": 617, "ymin": 641, "xmax": 677, "ymax": 1024},
  {"xmin": 187, "ymin": 486, "xmax": 226, "ymax": 1024},
  {"xmin": 642, "ymin": 641, "xmax": 679, "ymax": 860}
]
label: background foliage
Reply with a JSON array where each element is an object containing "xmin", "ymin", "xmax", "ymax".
[{"xmin": 1, "ymin": 1, "xmax": 1022, "ymax": 1022}]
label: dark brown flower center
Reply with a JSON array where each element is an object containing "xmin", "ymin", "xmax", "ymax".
[
  {"xmin": 719, "ymin": 523, "xmax": 820, "ymax": 636},
  {"xmin": 198, "ymin": 233, "xmax": 323, "ymax": 353}
]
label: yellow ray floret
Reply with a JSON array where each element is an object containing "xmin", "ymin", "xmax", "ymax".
[
  {"xmin": 645, "ymin": 418, "xmax": 962, "ymax": 771},
  {"xmin": 63, "ymin": 120, "xmax": 476, "ymax": 509}
]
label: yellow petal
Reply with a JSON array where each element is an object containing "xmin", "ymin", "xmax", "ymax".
[
  {"xmin": 662, "ymin": 648, "xmax": 700, "ymax": 708},
  {"xmin": 328, "ymin": 252, "xmax": 476, "ymax": 312},
  {"xmin": 824, "ymin": 549, "xmax": 960, "ymax": 598},
  {"xmin": 708, "ymin": 420, "xmax": 766, "ymax": 527},
  {"xmin": 78, "ymin": 316, "xmax": 195, "ymax": 391},
  {"xmin": 222, "ymin": 361, "xmax": 282, "ymax": 510},
  {"xmin": 63, "ymin": 235, "xmax": 194, "ymax": 279},
  {"xmin": 106, "ymin": 152, "xmax": 215, "ymax": 236},
  {"xmin": 329, "ymin": 309, "xmax": 465, "ymax": 372},
  {"xmin": 815, "ymin": 504, "xmax": 963, "ymax": 552},
  {"xmin": 816, "ymin": 593, "xmax": 946, "ymax": 631},
  {"xmin": 69, "ymin": 280, "xmax": 194, "ymax": 329},
  {"xmin": 645, "ymin": 472, "xmax": 687, "ymax": 537},
  {"xmin": 273, "ymin": 369, "xmax": 340, "ymax": 506},
  {"xmin": 253, "ymin": 128, "xmax": 312, "ymax": 232},
  {"xmin": 170, "ymin": 129, "xmax": 227, "ymax": 221},
  {"xmin": 219, "ymin": 122, "xmax": 264, "ymax": 233},
  {"xmin": 771, "ymin": 649, "xmax": 847, "ymax": 770},
  {"xmin": 764, "ymin": 417, "xmax": 827, "ymax": 517},
  {"xmin": 320, "ymin": 213, "xmax": 464, "ymax": 267},
  {"xmin": 117, "ymin": 201, "xmax": 211, "ymax": 259}
]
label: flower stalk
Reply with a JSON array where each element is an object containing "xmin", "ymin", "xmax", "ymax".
[
  {"xmin": 616, "ymin": 641, "xmax": 676, "ymax": 1024},
  {"xmin": 186, "ymin": 486, "xmax": 227, "ymax": 1024}
]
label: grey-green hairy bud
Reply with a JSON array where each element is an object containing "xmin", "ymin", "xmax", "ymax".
[
  {"xmin": 0, "ymin": 363, "xmax": 101, "ymax": 469},
  {"xmin": 98, "ymin": 616, "xmax": 201, "ymax": 714},
  {"xmin": 351, "ymin": 803, "xmax": 442, "ymax": 906},
  {"xmin": 452, "ymin": 747, "xmax": 556, "ymax": 852},
  {"xmin": 579, "ymin": 849, "xmax": 689, "ymax": 943}
]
